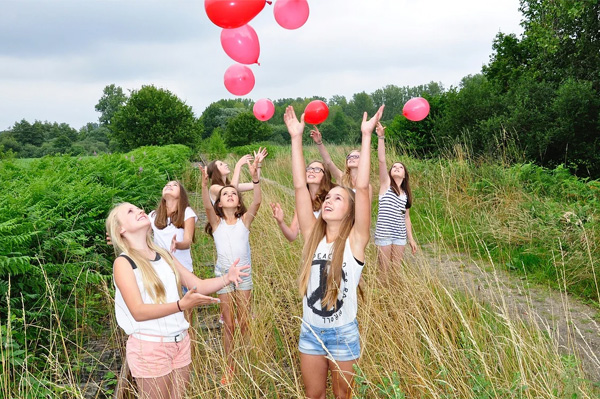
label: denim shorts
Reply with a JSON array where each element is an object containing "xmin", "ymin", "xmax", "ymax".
[
  {"xmin": 374, "ymin": 237, "xmax": 407, "ymax": 247},
  {"xmin": 215, "ymin": 267, "xmax": 253, "ymax": 295},
  {"xmin": 298, "ymin": 319, "xmax": 360, "ymax": 361}
]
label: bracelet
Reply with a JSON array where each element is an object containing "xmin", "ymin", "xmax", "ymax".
[
  {"xmin": 378, "ymin": 136, "xmax": 385, "ymax": 140},
  {"xmin": 253, "ymin": 180, "xmax": 260, "ymax": 184},
  {"xmin": 257, "ymin": 163, "xmax": 262, "ymax": 167},
  {"xmin": 176, "ymin": 300, "xmax": 182, "ymax": 312},
  {"xmin": 315, "ymin": 141, "xmax": 323, "ymax": 145}
]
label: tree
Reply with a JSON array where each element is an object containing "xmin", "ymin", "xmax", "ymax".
[
  {"xmin": 95, "ymin": 84, "xmax": 128, "ymax": 126},
  {"xmin": 224, "ymin": 112, "xmax": 272, "ymax": 147},
  {"xmin": 110, "ymin": 85, "xmax": 202, "ymax": 150}
]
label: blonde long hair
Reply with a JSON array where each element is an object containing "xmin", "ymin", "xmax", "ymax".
[
  {"xmin": 298, "ymin": 187, "xmax": 355, "ymax": 311},
  {"xmin": 106, "ymin": 203, "xmax": 182, "ymax": 304}
]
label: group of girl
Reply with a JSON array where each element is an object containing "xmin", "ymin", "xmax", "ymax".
[{"xmin": 106, "ymin": 106, "xmax": 416, "ymax": 398}]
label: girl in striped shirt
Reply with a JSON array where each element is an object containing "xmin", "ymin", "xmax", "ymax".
[{"xmin": 374, "ymin": 122, "xmax": 417, "ymax": 273}]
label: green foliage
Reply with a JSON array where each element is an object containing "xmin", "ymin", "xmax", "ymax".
[
  {"xmin": 0, "ymin": 144, "xmax": 190, "ymax": 374},
  {"xmin": 224, "ymin": 111, "xmax": 272, "ymax": 147},
  {"xmin": 111, "ymin": 85, "xmax": 203, "ymax": 150},
  {"xmin": 95, "ymin": 84, "xmax": 128, "ymax": 126}
]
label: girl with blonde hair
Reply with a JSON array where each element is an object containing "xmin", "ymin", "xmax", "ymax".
[
  {"xmin": 284, "ymin": 104, "xmax": 384, "ymax": 399},
  {"xmin": 106, "ymin": 203, "xmax": 248, "ymax": 398}
]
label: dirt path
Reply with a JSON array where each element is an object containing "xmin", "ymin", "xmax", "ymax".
[
  {"xmin": 261, "ymin": 177, "xmax": 600, "ymax": 381},
  {"xmin": 419, "ymin": 244, "xmax": 600, "ymax": 382}
]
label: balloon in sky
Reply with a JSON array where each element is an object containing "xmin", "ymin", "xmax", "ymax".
[
  {"xmin": 205, "ymin": 0, "xmax": 268, "ymax": 29},
  {"xmin": 221, "ymin": 24, "xmax": 261, "ymax": 65},
  {"xmin": 273, "ymin": 0, "xmax": 309, "ymax": 30},
  {"xmin": 253, "ymin": 99, "xmax": 275, "ymax": 121},
  {"xmin": 403, "ymin": 97, "xmax": 430, "ymax": 121},
  {"xmin": 304, "ymin": 100, "xmax": 329, "ymax": 125},
  {"xmin": 224, "ymin": 64, "xmax": 255, "ymax": 96}
]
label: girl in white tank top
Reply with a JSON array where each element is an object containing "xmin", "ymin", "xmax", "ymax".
[
  {"xmin": 284, "ymin": 104, "xmax": 385, "ymax": 399},
  {"xmin": 106, "ymin": 202, "xmax": 248, "ymax": 398},
  {"xmin": 201, "ymin": 155, "xmax": 262, "ymax": 383}
]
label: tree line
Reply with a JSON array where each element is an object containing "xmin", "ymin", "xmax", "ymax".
[{"xmin": 1, "ymin": 0, "xmax": 598, "ymax": 177}]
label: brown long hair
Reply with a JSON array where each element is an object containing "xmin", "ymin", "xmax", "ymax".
[
  {"xmin": 389, "ymin": 162, "xmax": 412, "ymax": 209},
  {"xmin": 153, "ymin": 182, "xmax": 195, "ymax": 244},
  {"xmin": 299, "ymin": 187, "xmax": 356, "ymax": 311},
  {"xmin": 106, "ymin": 203, "xmax": 182, "ymax": 304},
  {"xmin": 207, "ymin": 160, "xmax": 230, "ymax": 187},
  {"xmin": 307, "ymin": 160, "xmax": 334, "ymax": 212},
  {"xmin": 204, "ymin": 185, "xmax": 248, "ymax": 237},
  {"xmin": 341, "ymin": 150, "xmax": 359, "ymax": 188}
]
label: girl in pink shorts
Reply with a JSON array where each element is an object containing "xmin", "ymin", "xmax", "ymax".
[{"xmin": 106, "ymin": 202, "xmax": 249, "ymax": 398}]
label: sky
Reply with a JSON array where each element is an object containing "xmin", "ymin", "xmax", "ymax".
[{"xmin": 0, "ymin": 0, "xmax": 524, "ymax": 131}]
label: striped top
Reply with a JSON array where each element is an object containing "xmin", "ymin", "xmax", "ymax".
[{"xmin": 374, "ymin": 188, "xmax": 407, "ymax": 241}]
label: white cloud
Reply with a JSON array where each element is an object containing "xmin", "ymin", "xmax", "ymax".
[{"xmin": 0, "ymin": 0, "xmax": 523, "ymax": 129}]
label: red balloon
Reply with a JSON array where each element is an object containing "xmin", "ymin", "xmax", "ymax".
[
  {"xmin": 304, "ymin": 100, "xmax": 329, "ymax": 125},
  {"xmin": 403, "ymin": 97, "xmax": 430, "ymax": 121},
  {"xmin": 253, "ymin": 99, "xmax": 275, "ymax": 121},
  {"xmin": 221, "ymin": 24, "xmax": 260, "ymax": 65},
  {"xmin": 205, "ymin": 0, "xmax": 268, "ymax": 29},
  {"xmin": 274, "ymin": 0, "xmax": 309, "ymax": 30},
  {"xmin": 224, "ymin": 64, "xmax": 255, "ymax": 96}
]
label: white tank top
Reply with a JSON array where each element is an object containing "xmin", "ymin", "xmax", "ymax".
[
  {"xmin": 212, "ymin": 218, "xmax": 251, "ymax": 274},
  {"xmin": 114, "ymin": 253, "xmax": 189, "ymax": 336},
  {"xmin": 302, "ymin": 237, "xmax": 364, "ymax": 328},
  {"xmin": 150, "ymin": 207, "xmax": 197, "ymax": 272}
]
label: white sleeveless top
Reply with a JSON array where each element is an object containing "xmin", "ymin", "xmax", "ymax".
[
  {"xmin": 149, "ymin": 207, "xmax": 197, "ymax": 272},
  {"xmin": 212, "ymin": 218, "xmax": 251, "ymax": 275},
  {"xmin": 114, "ymin": 253, "xmax": 189, "ymax": 336},
  {"xmin": 302, "ymin": 237, "xmax": 364, "ymax": 328}
]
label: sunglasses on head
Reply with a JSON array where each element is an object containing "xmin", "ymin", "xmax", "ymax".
[{"xmin": 306, "ymin": 166, "xmax": 324, "ymax": 173}]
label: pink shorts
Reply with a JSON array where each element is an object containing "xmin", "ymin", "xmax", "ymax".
[{"xmin": 126, "ymin": 333, "xmax": 191, "ymax": 378}]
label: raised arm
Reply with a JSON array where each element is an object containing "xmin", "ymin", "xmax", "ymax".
[
  {"xmin": 310, "ymin": 126, "xmax": 343, "ymax": 181},
  {"xmin": 376, "ymin": 122, "xmax": 391, "ymax": 195},
  {"xmin": 231, "ymin": 154, "xmax": 253, "ymax": 191},
  {"xmin": 202, "ymin": 167, "xmax": 221, "ymax": 231},
  {"xmin": 284, "ymin": 106, "xmax": 316, "ymax": 237},
  {"xmin": 351, "ymin": 105, "xmax": 385, "ymax": 256},
  {"xmin": 243, "ymin": 156, "xmax": 262, "ymax": 228},
  {"xmin": 271, "ymin": 203, "xmax": 300, "ymax": 242}
]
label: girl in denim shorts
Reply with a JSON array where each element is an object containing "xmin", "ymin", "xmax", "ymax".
[
  {"xmin": 202, "ymin": 155, "xmax": 262, "ymax": 384},
  {"xmin": 107, "ymin": 202, "xmax": 248, "ymax": 398},
  {"xmin": 284, "ymin": 104, "xmax": 384, "ymax": 399},
  {"xmin": 374, "ymin": 122, "xmax": 417, "ymax": 274}
]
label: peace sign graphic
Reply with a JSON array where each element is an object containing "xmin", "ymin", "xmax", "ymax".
[{"xmin": 306, "ymin": 258, "xmax": 346, "ymax": 317}]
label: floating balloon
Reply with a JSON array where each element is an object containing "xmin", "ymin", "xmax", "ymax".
[
  {"xmin": 273, "ymin": 0, "xmax": 309, "ymax": 30},
  {"xmin": 304, "ymin": 100, "xmax": 329, "ymax": 125},
  {"xmin": 403, "ymin": 97, "xmax": 430, "ymax": 121},
  {"xmin": 221, "ymin": 25, "xmax": 260, "ymax": 65},
  {"xmin": 253, "ymin": 99, "xmax": 275, "ymax": 121},
  {"xmin": 224, "ymin": 64, "xmax": 255, "ymax": 96},
  {"xmin": 205, "ymin": 0, "xmax": 268, "ymax": 29}
]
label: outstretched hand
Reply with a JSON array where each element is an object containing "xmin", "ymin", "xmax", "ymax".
[
  {"xmin": 254, "ymin": 147, "xmax": 268, "ymax": 163},
  {"xmin": 309, "ymin": 126, "xmax": 322, "ymax": 144},
  {"xmin": 283, "ymin": 106, "xmax": 305, "ymax": 139},
  {"xmin": 236, "ymin": 154, "xmax": 254, "ymax": 168},
  {"xmin": 179, "ymin": 287, "xmax": 220, "ymax": 311},
  {"xmin": 247, "ymin": 155, "xmax": 260, "ymax": 182},
  {"xmin": 270, "ymin": 202, "xmax": 284, "ymax": 224},
  {"xmin": 376, "ymin": 122, "xmax": 386, "ymax": 137},
  {"xmin": 201, "ymin": 166, "xmax": 209, "ymax": 187},
  {"xmin": 361, "ymin": 105, "xmax": 385, "ymax": 136},
  {"xmin": 225, "ymin": 258, "xmax": 251, "ymax": 287}
]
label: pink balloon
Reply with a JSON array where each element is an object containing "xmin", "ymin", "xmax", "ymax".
[
  {"xmin": 403, "ymin": 97, "xmax": 430, "ymax": 121},
  {"xmin": 304, "ymin": 100, "xmax": 329, "ymax": 125},
  {"xmin": 220, "ymin": 24, "xmax": 260, "ymax": 65},
  {"xmin": 224, "ymin": 64, "xmax": 255, "ymax": 96},
  {"xmin": 273, "ymin": 0, "xmax": 309, "ymax": 30},
  {"xmin": 253, "ymin": 99, "xmax": 275, "ymax": 121}
]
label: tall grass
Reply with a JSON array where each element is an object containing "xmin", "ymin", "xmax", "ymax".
[{"xmin": 1, "ymin": 144, "xmax": 598, "ymax": 398}]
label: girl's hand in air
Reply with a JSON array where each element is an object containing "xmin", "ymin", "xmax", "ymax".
[
  {"xmin": 283, "ymin": 106, "xmax": 305, "ymax": 139},
  {"xmin": 376, "ymin": 122, "xmax": 386, "ymax": 137},
  {"xmin": 270, "ymin": 203, "xmax": 284, "ymax": 224},
  {"xmin": 179, "ymin": 287, "xmax": 220, "ymax": 310},
  {"xmin": 361, "ymin": 105, "xmax": 385, "ymax": 136},
  {"xmin": 309, "ymin": 126, "xmax": 322, "ymax": 144},
  {"xmin": 225, "ymin": 258, "xmax": 251, "ymax": 287}
]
